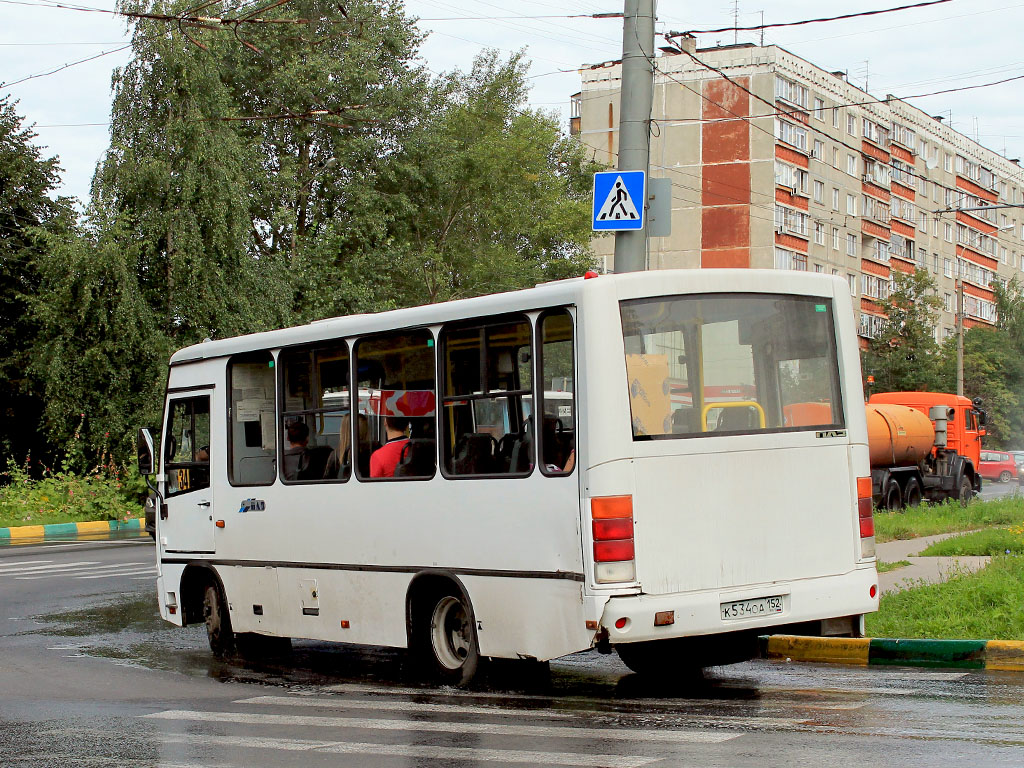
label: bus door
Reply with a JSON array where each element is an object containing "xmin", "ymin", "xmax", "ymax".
[{"xmin": 161, "ymin": 391, "xmax": 216, "ymax": 554}]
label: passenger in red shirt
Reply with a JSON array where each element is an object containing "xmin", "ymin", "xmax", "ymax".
[{"xmin": 370, "ymin": 416, "xmax": 410, "ymax": 478}]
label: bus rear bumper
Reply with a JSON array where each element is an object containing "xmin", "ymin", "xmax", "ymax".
[{"xmin": 600, "ymin": 566, "xmax": 878, "ymax": 645}]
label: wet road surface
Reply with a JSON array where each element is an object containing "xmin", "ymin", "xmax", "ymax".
[{"xmin": 1, "ymin": 541, "xmax": 1023, "ymax": 766}]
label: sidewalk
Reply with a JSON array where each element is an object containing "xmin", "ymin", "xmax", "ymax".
[{"xmin": 875, "ymin": 532, "xmax": 990, "ymax": 594}]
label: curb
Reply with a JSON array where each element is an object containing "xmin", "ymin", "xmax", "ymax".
[
  {"xmin": 0, "ymin": 517, "xmax": 145, "ymax": 543},
  {"xmin": 762, "ymin": 634, "xmax": 1024, "ymax": 672}
]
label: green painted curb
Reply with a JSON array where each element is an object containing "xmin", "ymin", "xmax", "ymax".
[
  {"xmin": 868, "ymin": 638, "xmax": 987, "ymax": 669},
  {"xmin": 0, "ymin": 517, "xmax": 144, "ymax": 542},
  {"xmin": 762, "ymin": 634, "xmax": 1024, "ymax": 671}
]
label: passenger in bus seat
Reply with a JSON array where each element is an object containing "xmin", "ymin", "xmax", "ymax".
[
  {"xmin": 369, "ymin": 416, "xmax": 410, "ymax": 478},
  {"xmin": 326, "ymin": 413, "xmax": 369, "ymax": 479},
  {"xmin": 282, "ymin": 420, "xmax": 310, "ymax": 480}
]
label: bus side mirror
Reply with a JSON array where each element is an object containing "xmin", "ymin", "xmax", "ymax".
[{"xmin": 137, "ymin": 428, "xmax": 156, "ymax": 476}]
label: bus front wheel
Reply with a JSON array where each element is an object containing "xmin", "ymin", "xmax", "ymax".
[
  {"xmin": 203, "ymin": 583, "xmax": 235, "ymax": 658},
  {"xmin": 413, "ymin": 589, "xmax": 480, "ymax": 686}
]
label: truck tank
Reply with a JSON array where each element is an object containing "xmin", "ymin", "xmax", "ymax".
[{"xmin": 865, "ymin": 403, "xmax": 936, "ymax": 467}]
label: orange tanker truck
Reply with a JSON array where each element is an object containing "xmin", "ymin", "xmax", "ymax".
[{"xmin": 866, "ymin": 392, "xmax": 985, "ymax": 509}]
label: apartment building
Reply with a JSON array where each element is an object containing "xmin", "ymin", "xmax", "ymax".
[{"xmin": 571, "ymin": 39, "xmax": 1024, "ymax": 344}]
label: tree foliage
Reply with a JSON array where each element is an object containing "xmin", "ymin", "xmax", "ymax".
[
  {"xmin": 18, "ymin": 2, "xmax": 600, "ymax": 462},
  {"xmin": 0, "ymin": 97, "xmax": 76, "ymax": 464},
  {"xmin": 861, "ymin": 268, "xmax": 944, "ymax": 393}
]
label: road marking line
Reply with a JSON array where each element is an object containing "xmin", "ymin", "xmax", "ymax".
[
  {"xmin": 0, "ymin": 561, "xmax": 98, "ymax": 575},
  {"xmin": 155, "ymin": 732, "xmax": 657, "ymax": 767},
  {"xmin": 234, "ymin": 694, "xmax": 802, "ymax": 728},
  {"xmin": 12, "ymin": 563, "xmax": 152, "ymax": 580},
  {"xmin": 0, "ymin": 559, "xmax": 50, "ymax": 567},
  {"xmin": 143, "ymin": 709, "xmax": 737, "ymax": 743},
  {"xmin": 77, "ymin": 568, "xmax": 156, "ymax": 580}
]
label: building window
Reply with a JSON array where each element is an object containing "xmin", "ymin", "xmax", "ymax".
[
  {"xmin": 847, "ymin": 112, "xmax": 857, "ymax": 136},
  {"xmin": 812, "ymin": 139, "xmax": 824, "ymax": 160},
  {"xmin": 814, "ymin": 264, "xmax": 824, "ymax": 273},
  {"xmin": 813, "ymin": 180, "xmax": 824, "ymax": 203},
  {"xmin": 774, "ymin": 247, "xmax": 808, "ymax": 271},
  {"xmin": 832, "ymin": 227, "xmax": 840, "ymax": 250},
  {"xmin": 832, "ymin": 147, "xmax": 839, "ymax": 168},
  {"xmin": 847, "ymin": 194, "xmax": 857, "ymax": 216},
  {"xmin": 847, "ymin": 234, "xmax": 857, "ymax": 256},
  {"xmin": 919, "ymin": 211, "xmax": 928, "ymax": 232},
  {"xmin": 944, "ymin": 153, "xmax": 952, "ymax": 172},
  {"xmin": 813, "ymin": 97, "xmax": 825, "ymax": 120},
  {"xmin": 945, "ymin": 223, "xmax": 953, "ymax": 242},
  {"xmin": 833, "ymin": 107, "xmax": 840, "ymax": 127},
  {"xmin": 775, "ymin": 76, "xmax": 809, "ymax": 108},
  {"xmin": 932, "ymin": 254, "xmax": 940, "ymax": 274},
  {"xmin": 944, "ymin": 258, "xmax": 952, "ymax": 277},
  {"xmin": 774, "ymin": 161, "xmax": 808, "ymax": 193},
  {"xmin": 848, "ymin": 273, "xmax": 857, "ymax": 295},
  {"xmin": 832, "ymin": 188, "xmax": 839, "ymax": 210},
  {"xmin": 774, "ymin": 118, "xmax": 808, "ymax": 151},
  {"xmin": 944, "ymin": 293, "xmax": 952, "ymax": 312},
  {"xmin": 814, "ymin": 222, "xmax": 825, "ymax": 244},
  {"xmin": 847, "ymin": 154, "xmax": 858, "ymax": 176},
  {"xmin": 775, "ymin": 205, "xmax": 809, "ymax": 236}
]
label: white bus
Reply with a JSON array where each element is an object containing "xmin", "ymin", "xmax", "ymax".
[{"xmin": 137, "ymin": 269, "xmax": 878, "ymax": 684}]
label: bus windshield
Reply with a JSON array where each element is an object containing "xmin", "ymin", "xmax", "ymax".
[{"xmin": 619, "ymin": 293, "xmax": 844, "ymax": 439}]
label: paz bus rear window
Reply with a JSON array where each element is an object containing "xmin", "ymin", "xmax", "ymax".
[{"xmin": 619, "ymin": 293, "xmax": 844, "ymax": 439}]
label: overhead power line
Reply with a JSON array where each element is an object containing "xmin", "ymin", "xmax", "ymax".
[
  {"xmin": 1, "ymin": 45, "xmax": 131, "ymax": 88},
  {"xmin": 669, "ymin": 0, "xmax": 954, "ymax": 36}
]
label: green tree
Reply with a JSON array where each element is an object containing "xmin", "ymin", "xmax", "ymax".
[
  {"xmin": 0, "ymin": 97, "xmax": 76, "ymax": 466},
  {"xmin": 862, "ymin": 268, "xmax": 944, "ymax": 393},
  {"xmin": 30, "ymin": 212, "xmax": 173, "ymax": 460},
  {"xmin": 374, "ymin": 50, "xmax": 601, "ymax": 307}
]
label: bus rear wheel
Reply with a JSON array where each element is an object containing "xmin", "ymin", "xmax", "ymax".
[
  {"xmin": 412, "ymin": 589, "xmax": 480, "ymax": 686},
  {"xmin": 203, "ymin": 582, "xmax": 235, "ymax": 658}
]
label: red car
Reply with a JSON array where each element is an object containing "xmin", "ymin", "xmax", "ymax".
[{"xmin": 979, "ymin": 450, "xmax": 1018, "ymax": 483}]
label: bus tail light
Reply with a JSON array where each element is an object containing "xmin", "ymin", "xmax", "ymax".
[
  {"xmin": 591, "ymin": 495, "xmax": 635, "ymax": 583},
  {"xmin": 857, "ymin": 476, "xmax": 875, "ymax": 558}
]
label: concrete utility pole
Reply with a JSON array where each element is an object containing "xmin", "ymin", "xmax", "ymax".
[
  {"xmin": 956, "ymin": 279, "xmax": 965, "ymax": 396},
  {"xmin": 613, "ymin": 0, "xmax": 656, "ymax": 274}
]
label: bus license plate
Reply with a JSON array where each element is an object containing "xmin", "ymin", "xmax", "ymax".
[{"xmin": 720, "ymin": 595, "xmax": 784, "ymax": 620}]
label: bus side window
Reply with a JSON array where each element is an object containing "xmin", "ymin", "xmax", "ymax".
[
  {"xmin": 354, "ymin": 329, "xmax": 437, "ymax": 480},
  {"xmin": 539, "ymin": 309, "xmax": 576, "ymax": 476},
  {"xmin": 279, "ymin": 342, "xmax": 350, "ymax": 483},
  {"xmin": 165, "ymin": 396, "xmax": 210, "ymax": 497},
  {"xmin": 228, "ymin": 352, "xmax": 276, "ymax": 486},
  {"xmin": 440, "ymin": 314, "xmax": 533, "ymax": 477}
]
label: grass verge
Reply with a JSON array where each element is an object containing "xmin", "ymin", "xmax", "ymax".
[
  {"xmin": 919, "ymin": 526, "xmax": 1024, "ymax": 557},
  {"xmin": 865, "ymin": 554, "xmax": 1024, "ymax": 640},
  {"xmin": 874, "ymin": 495, "xmax": 1024, "ymax": 542},
  {"xmin": 876, "ymin": 560, "xmax": 911, "ymax": 573}
]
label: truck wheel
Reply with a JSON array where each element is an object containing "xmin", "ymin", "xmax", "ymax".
[
  {"xmin": 411, "ymin": 588, "xmax": 480, "ymax": 686},
  {"xmin": 957, "ymin": 476, "xmax": 974, "ymax": 506},
  {"xmin": 1000, "ymin": 471, "xmax": 1012, "ymax": 483},
  {"xmin": 903, "ymin": 478, "xmax": 923, "ymax": 508},
  {"xmin": 883, "ymin": 479, "xmax": 902, "ymax": 511}
]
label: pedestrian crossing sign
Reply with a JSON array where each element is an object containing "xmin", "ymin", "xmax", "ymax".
[{"xmin": 593, "ymin": 170, "xmax": 645, "ymax": 231}]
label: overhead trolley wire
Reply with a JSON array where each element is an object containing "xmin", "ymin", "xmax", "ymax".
[{"xmin": 669, "ymin": 0, "xmax": 954, "ymax": 37}]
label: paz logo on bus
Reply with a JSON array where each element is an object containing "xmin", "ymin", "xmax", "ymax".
[
  {"xmin": 816, "ymin": 430, "xmax": 847, "ymax": 438},
  {"xmin": 238, "ymin": 498, "xmax": 266, "ymax": 513}
]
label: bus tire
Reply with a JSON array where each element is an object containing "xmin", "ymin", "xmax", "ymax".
[
  {"xmin": 412, "ymin": 588, "xmax": 480, "ymax": 686},
  {"xmin": 957, "ymin": 475, "xmax": 974, "ymax": 506},
  {"xmin": 883, "ymin": 479, "xmax": 902, "ymax": 511},
  {"xmin": 203, "ymin": 582, "xmax": 235, "ymax": 658},
  {"xmin": 903, "ymin": 478, "xmax": 923, "ymax": 508}
]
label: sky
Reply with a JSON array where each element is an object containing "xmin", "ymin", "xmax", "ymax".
[{"xmin": 3, "ymin": 0, "xmax": 1024, "ymax": 206}]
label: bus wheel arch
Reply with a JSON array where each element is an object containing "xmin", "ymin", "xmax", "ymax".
[{"xmin": 406, "ymin": 572, "xmax": 481, "ymax": 686}]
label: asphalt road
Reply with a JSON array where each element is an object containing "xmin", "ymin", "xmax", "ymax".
[
  {"xmin": 1, "ymin": 540, "xmax": 1023, "ymax": 767},
  {"xmin": 978, "ymin": 476, "xmax": 1023, "ymax": 501}
]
